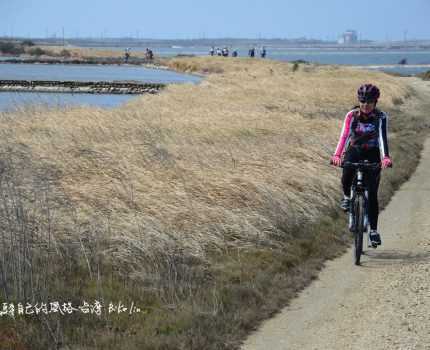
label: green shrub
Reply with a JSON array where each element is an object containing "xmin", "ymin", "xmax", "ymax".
[
  {"xmin": 21, "ymin": 39, "xmax": 35, "ymax": 46},
  {"xmin": 419, "ymin": 70, "xmax": 430, "ymax": 81},
  {"xmin": 291, "ymin": 59, "xmax": 310, "ymax": 65},
  {"xmin": 27, "ymin": 47, "xmax": 46, "ymax": 56},
  {"xmin": 392, "ymin": 97, "xmax": 404, "ymax": 105},
  {"xmin": 60, "ymin": 49, "xmax": 71, "ymax": 57},
  {"xmin": 0, "ymin": 41, "xmax": 24, "ymax": 55}
]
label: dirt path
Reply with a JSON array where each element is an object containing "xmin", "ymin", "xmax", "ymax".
[{"xmin": 242, "ymin": 78, "xmax": 430, "ymax": 350}]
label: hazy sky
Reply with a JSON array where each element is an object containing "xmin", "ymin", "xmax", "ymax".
[{"xmin": 1, "ymin": 0, "xmax": 429, "ymax": 41}]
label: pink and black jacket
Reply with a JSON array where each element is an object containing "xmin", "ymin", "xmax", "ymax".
[{"xmin": 334, "ymin": 107, "xmax": 389, "ymax": 159}]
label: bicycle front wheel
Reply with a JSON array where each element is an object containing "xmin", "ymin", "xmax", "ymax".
[{"xmin": 353, "ymin": 195, "xmax": 365, "ymax": 265}]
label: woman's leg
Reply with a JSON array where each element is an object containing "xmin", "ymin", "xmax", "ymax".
[
  {"xmin": 341, "ymin": 149, "xmax": 358, "ymax": 197},
  {"xmin": 342, "ymin": 167, "xmax": 355, "ymax": 197},
  {"xmin": 366, "ymin": 168, "xmax": 381, "ymax": 230}
]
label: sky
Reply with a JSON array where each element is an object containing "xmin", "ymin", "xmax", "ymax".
[{"xmin": 1, "ymin": 0, "xmax": 430, "ymax": 41}]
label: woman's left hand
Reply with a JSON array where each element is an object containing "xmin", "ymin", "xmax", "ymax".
[{"xmin": 381, "ymin": 156, "xmax": 393, "ymax": 169}]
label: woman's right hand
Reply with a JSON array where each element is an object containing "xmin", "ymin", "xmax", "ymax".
[{"xmin": 330, "ymin": 155, "xmax": 342, "ymax": 167}]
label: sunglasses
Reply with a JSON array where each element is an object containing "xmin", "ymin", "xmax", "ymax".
[{"xmin": 359, "ymin": 99, "xmax": 376, "ymax": 104}]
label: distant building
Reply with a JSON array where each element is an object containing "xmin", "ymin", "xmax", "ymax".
[{"xmin": 338, "ymin": 30, "xmax": 358, "ymax": 44}]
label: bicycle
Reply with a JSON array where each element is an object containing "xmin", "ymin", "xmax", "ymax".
[{"xmin": 342, "ymin": 161, "xmax": 381, "ymax": 265}]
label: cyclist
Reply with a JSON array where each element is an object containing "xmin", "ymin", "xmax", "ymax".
[{"xmin": 331, "ymin": 84, "xmax": 392, "ymax": 246}]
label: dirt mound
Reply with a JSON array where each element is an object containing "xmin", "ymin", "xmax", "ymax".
[{"xmin": 419, "ymin": 69, "xmax": 430, "ymax": 80}]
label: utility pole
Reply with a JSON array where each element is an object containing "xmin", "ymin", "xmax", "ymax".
[
  {"xmin": 403, "ymin": 29, "xmax": 408, "ymax": 43},
  {"xmin": 62, "ymin": 27, "xmax": 65, "ymax": 46}
]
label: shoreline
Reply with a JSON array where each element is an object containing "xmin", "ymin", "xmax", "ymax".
[
  {"xmin": 1, "ymin": 56, "xmax": 429, "ymax": 73},
  {"xmin": 0, "ymin": 79, "xmax": 165, "ymax": 95},
  {"xmin": 0, "ymin": 56, "xmax": 156, "ymax": 66}
]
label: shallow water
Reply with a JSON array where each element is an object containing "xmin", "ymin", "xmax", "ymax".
[
  {"xmin": 0, "ymin": 91, "xmax": 134, "ymax": 112},
  {"xmin": 358, "ymin": 65, "xmax": 430, "ymax": 76},
  {"xmin": 268, "ymin": 48, "xmax": 430, "ymax": 67},
  {"xmin": 0, "ymin": 63, "xmax": 200, "ymax": 111},
  {"xmin": 0, "ymin": 63, "xmax": 201, "ymax": 83}
]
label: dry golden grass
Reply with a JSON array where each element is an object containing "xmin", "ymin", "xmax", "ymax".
[
  {"xmin": 1, "ymin": 56, "xmax": 424, "ymax": 349},
  {"xmin": 0, "ymin": 57, "xmax": 410, "ymax": 269}
]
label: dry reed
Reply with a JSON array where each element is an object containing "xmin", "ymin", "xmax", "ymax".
[{"xmin": 0, "ymin": 57, "xmax": 416, "ymax": 348}]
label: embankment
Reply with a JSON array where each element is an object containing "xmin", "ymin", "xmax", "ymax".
[
  {"xmin": 0, "ymin": 57, "xmax": 428, "ymax": 350},
  {"xmin": 0, "ymin": 79, "xmax": 164, "ymax": 94},
  {"xmin": 418, "ymin": 69, "xmax": 430, "ymax": 80},
  {"xmin": 0, "ymin": 57, "xmax": 157, "ymax": 66}
]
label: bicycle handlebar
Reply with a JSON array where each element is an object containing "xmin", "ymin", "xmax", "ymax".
[
  {"xmin": 341, "ymin": 161, "xmax": 382, "ymax": 169},
  {"xmin": 329, "ymin": 159, "xmax": 392, "ymax": 169}
]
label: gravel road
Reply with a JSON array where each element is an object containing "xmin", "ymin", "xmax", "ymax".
[{"xmin": 242, "ymin": 78, "xmax": 430, "ymax": 350}]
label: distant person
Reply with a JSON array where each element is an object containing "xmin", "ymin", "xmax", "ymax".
[
  {"xmin": 232, "ymin": 50, "xmax": 238, "ymax": 57},
  {"xmin": 216, "ymin": 47, "xmax": 222, "ymax": 56},
  {"xmin": 248, "ymin": 47, "xmax": 255, "ymax": 58},
  {"xmin": 209, "ymin": 46, "xmax": 215, "ymax": 56},
  {"xmin": 124, "ymin": 48, "xmax": 131, "ymax": 63},
  {"xmin": 331, "ymin": 84, "xmax": 392, "ymax": 247},
  {"xmin": 222, "ymin": 47, "xmax": 229, "ymax": 57},
  {"xmin": 261, "ymin": 46, "xmax": 267, "ymax": 58},
  {"xmin": 145, "ymin": 48, "xmax": 154, "ymax": 60}
]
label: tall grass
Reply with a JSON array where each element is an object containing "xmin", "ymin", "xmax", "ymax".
[{"xmin": 0, "ymin": 57, "xmax": 427, "ymax": 349}]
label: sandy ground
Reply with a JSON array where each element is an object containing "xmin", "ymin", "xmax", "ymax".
[{"xmin": 242, "ymin": 78, "xmax": 430, "ymax": 350}]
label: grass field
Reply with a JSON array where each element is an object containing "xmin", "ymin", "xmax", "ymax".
[{"xmin": 0, "ymin": 57, "xmax": 428, "ymax": 349}]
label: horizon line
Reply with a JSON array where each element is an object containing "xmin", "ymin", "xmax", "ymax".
[{"xmin": 2, "ymin": 36, "xmax": 430, "ymax": 44}]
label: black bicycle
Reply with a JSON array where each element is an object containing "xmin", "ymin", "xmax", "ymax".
[{"xmin": 342, "ymin": 161, "xmax": 381, "ymax": 265}]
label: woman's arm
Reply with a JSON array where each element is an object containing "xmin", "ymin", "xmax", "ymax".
[
  {"xmin": 378, "ymin": 112, "xmax": 389, "ymax": 158},
  {"xmin": 334, "ymin": 110, "xmax": 355, "ymax": 157}
]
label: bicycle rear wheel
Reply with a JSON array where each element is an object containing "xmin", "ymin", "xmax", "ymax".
[{"xmin": 353, "ymin": 195, "xmax": 365, "ymax": 265}]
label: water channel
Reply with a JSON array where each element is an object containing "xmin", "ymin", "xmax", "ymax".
[
  {"xmin": 0, "ymin": 63, "xmax": 201, "ymax": 112},
  {"xmin": 1, "ymin": 48, "xmax": 430, "ymax": 111}
]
